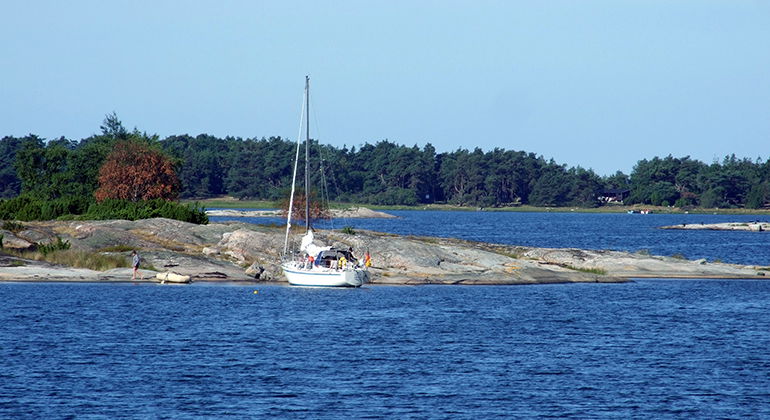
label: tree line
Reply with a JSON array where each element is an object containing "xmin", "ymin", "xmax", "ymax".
[
  {"xmin": 2, "ymin": 116, "xmax": 769, "ymax": 210},
  {"xmin": 121, "ymin": 133, "xmax": 770, "ymax": 209}
]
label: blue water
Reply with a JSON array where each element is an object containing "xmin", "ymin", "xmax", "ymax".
[
  {"xmin": 3, "ymin": 211, "xmax": 770, "ymax": 417},
  {"xmin": 2, "ymin": 281, "xmax": 769, "ymax": 418},
  {"xmin": 212, "ymin": 210, "xmax": 770, "ymax": 266}
]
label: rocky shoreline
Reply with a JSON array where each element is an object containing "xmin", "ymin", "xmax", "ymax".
[
  {"xmin": 1, "ymin": 218, "xmax": 768, "ymax": 285},
  {"xmin": 205, "ymin": 207, "xmax": 397, "ymax": 219},
  {"xmin": 660, "ymin": 222, "xmax": 769, "ymax": 232}
]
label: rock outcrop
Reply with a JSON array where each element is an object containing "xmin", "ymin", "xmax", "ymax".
[
  {"xmin": 1, "ymin": 218, "xmax": 768, "ymax": 284},
  {"xmin": 661, "ymin": 222, "xmax": 769, "ymax": 232},
  {"xmin": 206, "ymin": 207, "xmax": 396, "ymax": 219}
]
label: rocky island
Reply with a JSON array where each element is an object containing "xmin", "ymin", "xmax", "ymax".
[
  {"xmin": 205, "ymin": 207, "xmax": 397, "ymax": 219},
  {"xmin": 661, "ymin": 222, "xmax": 769, "ymax": 232},
  {"xmin": 1, "ymin": 217, "xmax": 768, "ymax": 284}
]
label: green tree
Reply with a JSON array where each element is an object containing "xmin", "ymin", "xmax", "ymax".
[
  {"xmin": 100, "ymin": 111, "xmax": 128, "ymax": 139},
  {"xmin": 484, "ymin": 149, "xmax": 521, "ymax": 206},
  {"xmin": 438, "ymin": 148, "xmax": 489, "ymax": 205},
  {"xmin": 13, "ymin": 135, "xmax": 75, "ymax": 200},
  {"xmin": 745, "ymin": 183, "xmax": 769, "ymax": 209},
  {"xmin": 699, "ymin": 187, "xmax": 726, "ymax": 208},
  {"xmin": 0, "ymin": 136, "xmax": 25, "ymax": 198},
  {"xmin": 568, "ymin": 167, "xmax": 602, "ymax": 207},
  {"xmin": 66, "ymin": 135, "xmax": 117, "ymax": 197},
  {"xmin": 603, "ymin": 171, "xmax": 630, "ymax": 190},
  {"xmin": 648, "ymin": 181, "xmax": 678, "ymax": 206},
  {"xmin": 226, "ymin": 137, "xmax": 294, "ymax": 200},
  {"xmin": 696, "ymin": 155, "xmax": 756, "ymax": 207},
  {"xmin": 163, "ymin": 134, "xmax": 234, "ymax": 198},
  {"xmin": 528, "ymin": 163, "xmax": 573, "ymax": 207}
]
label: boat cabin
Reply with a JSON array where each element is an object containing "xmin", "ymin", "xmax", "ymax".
[{"xmin": 314, "ymin": 248, "xmax": 358, "ymax": 268}]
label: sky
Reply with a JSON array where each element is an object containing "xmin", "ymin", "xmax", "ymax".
[{"xmin": 2, "ymin": 0, "xmax": 769, "ymax": 176}]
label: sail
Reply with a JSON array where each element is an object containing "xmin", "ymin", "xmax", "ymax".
[{"xmin": 300, "ymin": 230, "xmax": 331, "ymax": 258}]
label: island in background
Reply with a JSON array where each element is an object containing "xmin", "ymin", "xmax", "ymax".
[
  {"xmin": 205, "ymin": 207, "xmax": 397, "ymax": 219},
  {"xmin": 661, "ymin": 222, "xmax": 769, "ymax": 232}
]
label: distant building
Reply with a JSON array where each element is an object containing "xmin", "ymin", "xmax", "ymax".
[{"xmin": 600, "ymin": 188, "xmax": 630, "ymax": 204}]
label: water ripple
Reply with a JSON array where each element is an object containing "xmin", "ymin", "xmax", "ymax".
[{"xmin": 1, "ymin": 281, "xmax": 769, "ymax": 418}]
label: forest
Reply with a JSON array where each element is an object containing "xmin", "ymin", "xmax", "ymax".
[{"xmin": 1, "ymin": 114, "xmax": 769, "ymax": 212}]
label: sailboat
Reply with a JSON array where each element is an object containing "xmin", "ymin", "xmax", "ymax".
[{"xmin": 281, "ymin": 76, "xmax": 371, "ymax": 287}]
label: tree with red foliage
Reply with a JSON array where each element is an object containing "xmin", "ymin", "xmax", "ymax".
[
  {"xmin": 94, "ymin": 140, "xmax": 180, "ymax": 202},
  {"xmin": 279, "ymin": 189, "xmax": 331, "ymax": 226}
]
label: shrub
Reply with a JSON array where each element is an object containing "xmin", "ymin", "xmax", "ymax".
[
  {"xmin": 563, "ymin": 264, "xmax": 607, "ymax": 275},
  {"xmin": 0, "ymin": 195, "xmax": 95, "ymax": 221},
  {"xmin": 37, "ymin": 237, "xmax": 71, "ymax": 256},
  {"xmin": 9, "ymin": 248, "xmax": 129, "ymax": 271},
  {"xmin": 340, "ymin": 226, "xmax": 356, "ymax": 235},
  {"xmin": 0, "ymin": 196, "xmax": 207, "ymax": 224},
  {"xmin": 98, "ymin": 245, "xmax": 136, "ymax": 253},
  {"xmin": 2, "ymin": 221, "xmax": 25, "ymax": 232},
  {"xmin": 84, "ymin": 199, "xmax": 208, "ymax": 224}
]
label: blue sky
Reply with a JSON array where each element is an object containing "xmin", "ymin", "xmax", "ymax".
[{"xmin": 2, "ymin": 0, "xmax": 768, "ymax": 175}]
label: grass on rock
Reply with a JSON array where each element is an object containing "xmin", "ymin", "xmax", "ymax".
[{"xmin": 7, "ymin": 249, "xmax": 130, "ymax": 271}]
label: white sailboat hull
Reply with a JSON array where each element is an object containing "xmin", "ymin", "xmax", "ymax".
[{"xmin": 282, "ymin": 262, "xmax": 370, "ymax": 287}]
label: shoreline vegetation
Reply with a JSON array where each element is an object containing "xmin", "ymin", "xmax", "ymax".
[{"xmin": 1, "ymin": 217, "xmax": 767, "ymax": 285}]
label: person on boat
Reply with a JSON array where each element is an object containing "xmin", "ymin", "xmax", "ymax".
[
  {"xmin": 307, "ymin": 255, "xmax": 315, "ymax": 268},
  {"xmin": 131, "ymin": 250, "xmax": 143, "ymax": 281},
  {"xmin": 346, "ymin": 247, "xmax": 359, "ymax": 265},
  {"xmin": 364, "ymin": 251, "xmax": 372, "ymax": 268},
  {"xmin": 338, "ymin": 255, "xmax": 347, "ymax": 270}
]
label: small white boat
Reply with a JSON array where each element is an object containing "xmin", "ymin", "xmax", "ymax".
[
  {"xmin": 156, "ymin": 271, "xmax": 191, "ymax": 284},
  {"xmin": 280, "ymin": 77, "xmax": 371, "ymax": 288}
]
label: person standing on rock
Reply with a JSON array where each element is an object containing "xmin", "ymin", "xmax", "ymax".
[{"xmin": 131, "ymin": 250, "xmax": 143, "ymax": 281}]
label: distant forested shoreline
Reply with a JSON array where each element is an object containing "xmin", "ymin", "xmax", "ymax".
[{"xmin": 2, "ymin": 116, "xmax": 769, "ymax": 211}]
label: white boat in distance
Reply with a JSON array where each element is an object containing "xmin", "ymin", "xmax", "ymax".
[{"xmin": 280, "ymin": 77, "xmax": 371, "ymax": 287}]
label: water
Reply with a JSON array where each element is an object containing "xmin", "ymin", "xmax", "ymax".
[
  {"xmin": 212, "ymin": 210, "xmax": 770, "ymax": 266},
  {"xmin": 2, "ymin": 281, "xmax": 769, "ymax": 418},
  {"xmin": 3, "ymin": 211, "xmax": 770, "ymax": 417}
]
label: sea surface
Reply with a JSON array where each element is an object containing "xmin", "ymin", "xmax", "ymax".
[
  {"xmin": 1, "ymin": 281, "xmax": 769, "ymax": 418},
  {"xmin": 3, "ymin": 210, "xmax": 770, "ymax": 418},
  {"xmin": 211, "ymin": 210, "xmax": 770, "ymax": 266}
]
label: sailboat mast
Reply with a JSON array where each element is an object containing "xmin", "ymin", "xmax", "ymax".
[
  {"xmin": 304, "ymin": 75, "xmax": 311, "ymax": 232},
  {"xmin": 283, "ymin": 78, "xmax": 307, "ymax": 256}
]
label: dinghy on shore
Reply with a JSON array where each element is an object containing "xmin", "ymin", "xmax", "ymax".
[{"xmin": 156, "ymin": 271, "xmax": 191, "ymax": 284}]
